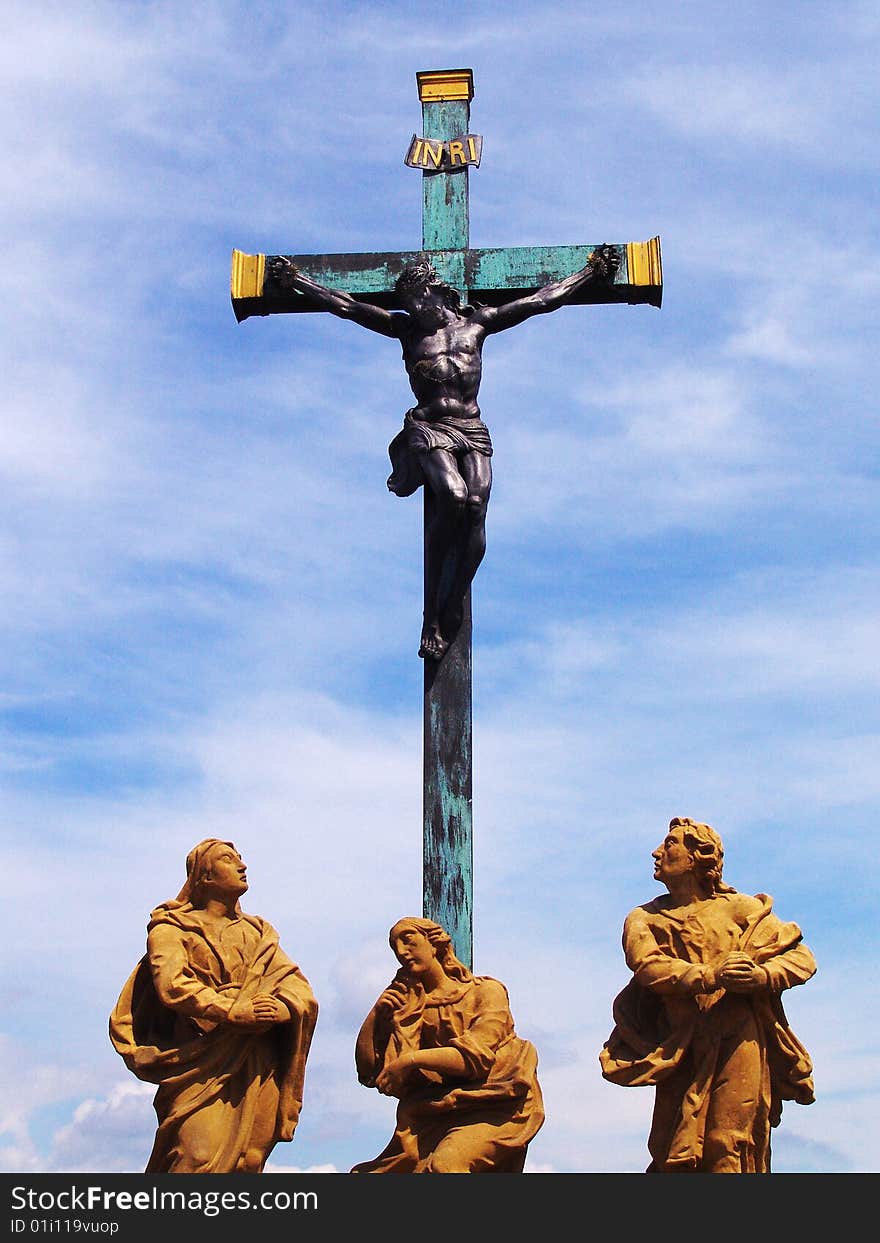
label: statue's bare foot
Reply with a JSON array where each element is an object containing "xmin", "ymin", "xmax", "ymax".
[{"xmin": 419, "ymin": 623, "xmax": 449, "ymax": 661}]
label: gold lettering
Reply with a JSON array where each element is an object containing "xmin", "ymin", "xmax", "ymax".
[
  {"xmin": 448, "ymin": 140, "xmax": 466, "ymax": 166},
  {"xmin": 410, "ymin": 139, "xmax": 423, "ymax": 166},
  {"xmin": 467, "ymin": 136, "xmax": 478, "ymax": 161},
  {"xmin": 423, "ymin": 141, "xmax": 444, "ymax": 168}
]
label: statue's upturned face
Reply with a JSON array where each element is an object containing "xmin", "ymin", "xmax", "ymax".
[
  {"xmin": 201, "ymin": 842, "xmax": 248, "ymax": 900},
  {"xmin": 652, "ymin": 825, "xmax": 694, "ymax": 887}
]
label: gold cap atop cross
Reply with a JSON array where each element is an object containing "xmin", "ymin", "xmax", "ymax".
[{"xmin": 416, "ymin": 69, "xmax": 474, "ymax": 103}]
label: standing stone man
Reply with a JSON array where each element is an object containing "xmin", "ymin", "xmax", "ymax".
[
  {"xmin": 271, "ymin": 246, "xmax": 618, "ymax": 659},
  {"xmin": 599, "ymin": 817, "xmax": 816, "ymax": 1174}
]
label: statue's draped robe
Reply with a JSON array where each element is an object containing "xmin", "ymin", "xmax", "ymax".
[
  {"xmin": 353, "ymin": 974, "xmax": 544, "ymax": 1173},
  {"xmin": 110, "ymin": 903, "xmax": 318, "ymax": 1173},
  {"xmin": 599, "ymin": 891, "xmax": 815, "ymax": 1173}
]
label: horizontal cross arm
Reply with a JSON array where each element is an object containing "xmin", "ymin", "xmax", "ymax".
[
  {"xmin": 465, "ymin": 240, "xmax": 662, "ymax": 307},
  {"xmin": 230, "ymin": 236, "xmax": 662, "ymax": 322}
]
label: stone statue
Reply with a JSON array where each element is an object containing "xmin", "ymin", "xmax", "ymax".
[
  {"xmin": 109, "ymin": 839, "xmax": 318, "ymax": 1173},
  {"xmin": 599, "ymin": 817, "xmax": 816, "ymax": 1173},
  {"xmin": 350, "ymin": 915, "xmax": 544, "ymax": 1173},
  {"xmin": 271, "ymin": 248, "xmax": 618, "ymax": 660}
]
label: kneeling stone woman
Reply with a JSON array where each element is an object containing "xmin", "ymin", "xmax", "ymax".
[{"xmin": 352, "ymin": 916, "xmax": 544, "ymax": 1174}]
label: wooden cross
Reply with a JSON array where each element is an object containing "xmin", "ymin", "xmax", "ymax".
[{"xmin": 230, "ymin": 68, "xmax": 662, "ymax": 968}]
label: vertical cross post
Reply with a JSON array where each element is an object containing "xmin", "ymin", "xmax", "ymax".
[{"xmin": 418, "ymin": 69, "xmax": 473, "ymax": 968}]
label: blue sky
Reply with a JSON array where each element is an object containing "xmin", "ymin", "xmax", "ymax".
[{"xmin": 1, "ymin": 0, "xmax": 878, "ymax": 1175}]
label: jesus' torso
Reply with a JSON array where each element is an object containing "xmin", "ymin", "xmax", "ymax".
[{"xmin": 399, "ymin": 316, "xmax": 487, "ymax": 420}]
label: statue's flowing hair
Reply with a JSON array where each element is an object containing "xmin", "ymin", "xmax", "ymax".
[
  {"xmin": 668, "ymin": 817, "xmax": 735, "ymax": 897},
  {"xmin": 388, "ymin": 916, "xmax": 474, "ymax": 984},
  {"xmin": 394, "ymin": 256, "xmax": 467, "ymax": 313}
]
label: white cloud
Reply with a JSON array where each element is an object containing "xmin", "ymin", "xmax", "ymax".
[
  {"xmin": 626, "ymin": 57, "xmax": 874, "ymax": 167},
  {"xmin": 489, "ymin": 358, "xmax": 775, "ymax": 545},
  {"xmin": 49, "ymin": 1083, "xmax": 155, "ymax": 1174},
  {"xmin": 0, "ymin": 1037, "xmax": 102, "ymax": 1173},
  {"xmin": 724, "ymin": 306, "xmax": 813, "ymax": 368}
]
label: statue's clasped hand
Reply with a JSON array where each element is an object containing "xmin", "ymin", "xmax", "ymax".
[
  {"xmin": 717, "ymin": 952, "xmax": 768, "ymax": 993},
  {"xmin": 228, "ymin": 992, "xmax": 290, "ymax": 1028}
]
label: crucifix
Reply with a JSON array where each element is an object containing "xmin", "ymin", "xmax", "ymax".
[{"xmin": 230, "ymin": 68, "xmax": 662, "ymax": 968}]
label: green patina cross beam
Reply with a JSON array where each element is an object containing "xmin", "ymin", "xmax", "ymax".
[{"xmin": 231, "ymin": 69, "xmax": 662, "ymax": 968}]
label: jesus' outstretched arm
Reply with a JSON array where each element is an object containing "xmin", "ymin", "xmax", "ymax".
[
  {"xmin": 476, "ymin": 245, "xmax": 620, "ymax": 335},
  {"xmin": 268, "ymin": 257, "xmax": 402, "ymax": 338}
]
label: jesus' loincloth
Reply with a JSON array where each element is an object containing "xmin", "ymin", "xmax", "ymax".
[{"xmin": 387, "ymin": 409, "xmax": 493, "ymax": 497}]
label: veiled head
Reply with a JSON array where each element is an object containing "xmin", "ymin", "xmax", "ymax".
[{"xmin": 176, "ymin": 838, "xmax": 247, "ymax": 907}]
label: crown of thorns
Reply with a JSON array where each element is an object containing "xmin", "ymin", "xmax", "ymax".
[
  {"xmin": 395, "ymin": 257, "xmax": 445, "ymax": 295},
  {"xmin": 395, "ymin": 257, "xmax": 464, "ymax": 313}
]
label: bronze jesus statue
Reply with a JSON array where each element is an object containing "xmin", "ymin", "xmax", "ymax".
[{"xmin": 271, "ymin": 248, "xmax": 619, "ymax": 659}]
